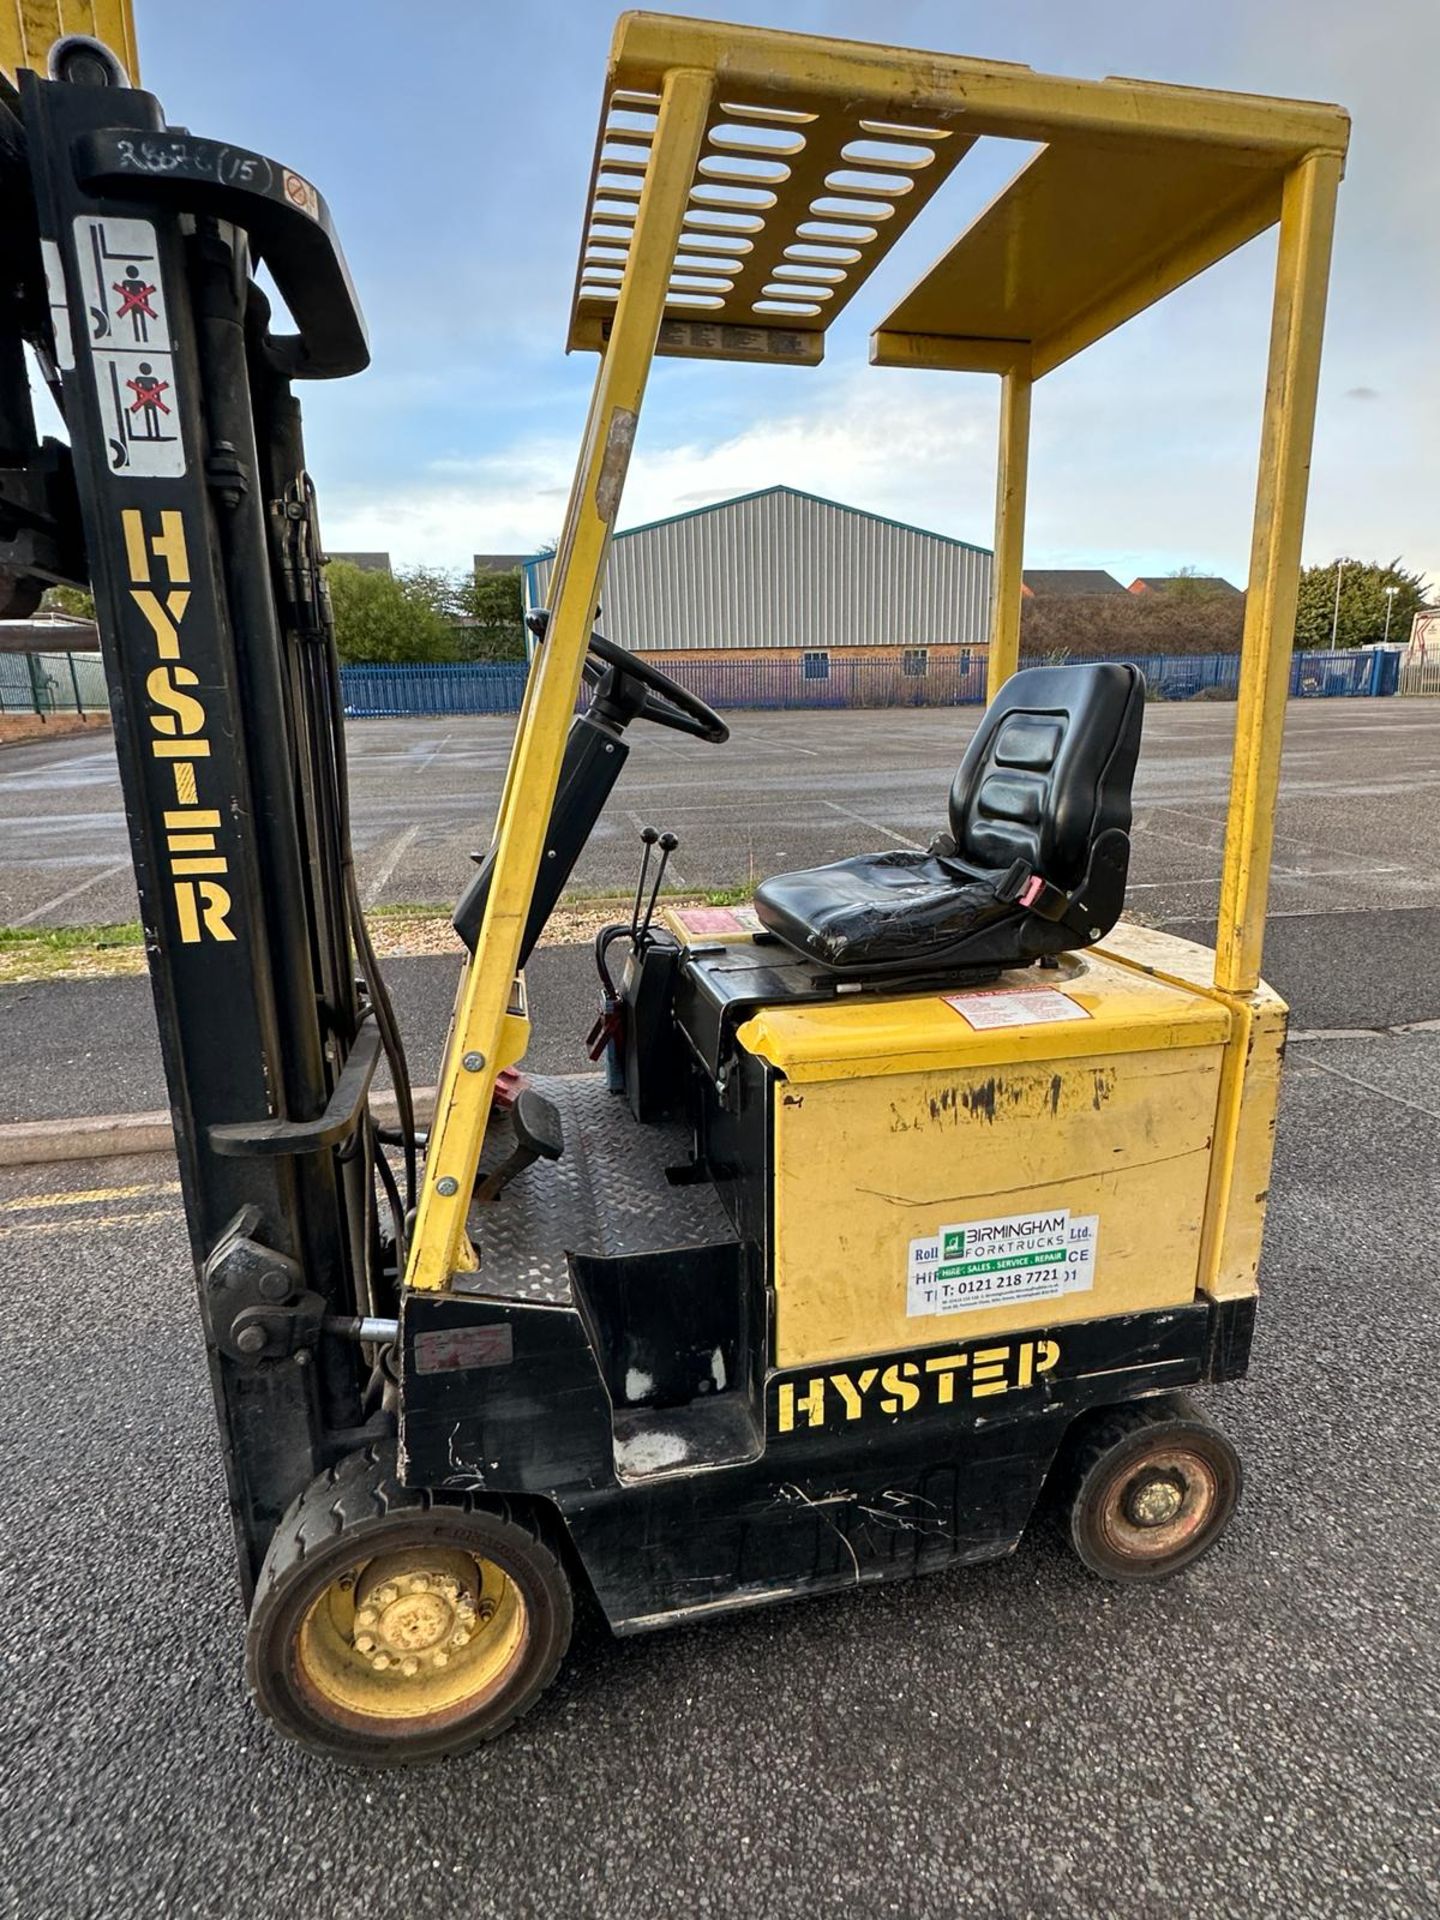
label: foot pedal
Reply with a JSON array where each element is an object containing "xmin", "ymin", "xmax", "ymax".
[{"xmin": 475, "ymin": 1088, "xmax": 564, "ymax": 1203}]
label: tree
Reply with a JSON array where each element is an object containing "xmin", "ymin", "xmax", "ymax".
[
  {"xmin": 1292, "ymin": 558, "xmax": 1430, "ymax": 651},
  {"xmin": 458, "ymin": 565, "xmax": 526, "ymax": 662},
  {"xmin": 1161, "ymin": 567, "xmax": 1232, "ymax": 604},
  {"xmin": 41, "ymin": 584, "xmax": 96, "ymax": 620},
  {"xmin": 399, "ymin": 564, "xmax": 466, "ymax": 622},
  {"xmin": 325, "ymin": 560, "xmax": 456, "ymax": 663}
]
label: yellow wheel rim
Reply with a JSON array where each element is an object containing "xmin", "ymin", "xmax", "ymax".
[{"xmin": 295, "ymin": 1545, "xmax": 529, "ymax": 1729}]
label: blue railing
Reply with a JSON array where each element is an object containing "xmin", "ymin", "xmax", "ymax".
[
  {"xmin": 0, "ymin": 649, "xmax": 110, "ymax": 715},
  {"xmin": 338, "ymin": 645, "xmax": 1399, "ymax": 718},
  {"xmin": 339, "ymin": 660, "xmax": 529, "ymax": 716}
]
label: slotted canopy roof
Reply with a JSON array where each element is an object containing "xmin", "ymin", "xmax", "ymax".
[{"xmin": 568, "ymin": 13, "xmax": 1348, "ymax": 373}]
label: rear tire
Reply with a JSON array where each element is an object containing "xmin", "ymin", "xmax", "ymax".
[
  {"xmin": 1062, "ymin": 1395, "xmax": 1241, "ymax": 1582},
  {"xmin": 245, "ymin": 1444, "xmax": 572, "ymax": 1765}
]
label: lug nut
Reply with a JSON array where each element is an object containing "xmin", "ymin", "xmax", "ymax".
[
  {"xmin": 372, "ymin": 1653, "xmax": 391, "ymax": 1670},
  {"xmin": 235, "ymin": 1325, "xmax": 266, "ymax": 1356},
  {"xmin": 376, "ymin": 1585, "xmax": 398, "ymax": 1606},
  {"xmin": 400, "ymin": 1657, "xmax": 419, "ymax": 1677},
  {"xmin": 432, "ymin": 1650, "xmax": 450, "ymax": 1669},
  {"xmin": 356, "ymin": 1607, "xmax": 378, "ymax": 1629}
]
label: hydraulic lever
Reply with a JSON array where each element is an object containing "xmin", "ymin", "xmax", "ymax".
[
  {"xmin": 630, "ymin": 824, "xmax": 659, "ymax": 941},
  {"xmin": 637, "ymin": 831, "xmax": 678, "ymax": 948}
]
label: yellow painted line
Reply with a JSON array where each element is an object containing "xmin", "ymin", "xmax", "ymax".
[
  {"xmin": 0, "ymin": 1209, "xmax": 169, "ymax": 1238},
  {"xmin": 0, "ymin": 1180, "xmax": 180, "ymax": 1214}
]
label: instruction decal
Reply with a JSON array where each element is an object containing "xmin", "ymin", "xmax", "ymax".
[
  {"xmin": 943, "ymin": 986, "xmax": 1090, "ymax": 1030},
  {"xmin": 672, "ymin": 904, "xmax": 763, "ymax": 937},
  {"xmin": 73, "ymin": 214, "xmax": 185, "ymax": 477},
  {"xmin": 908, "ymin": 1208, "xmax": 1097, "ymax": 1317}
]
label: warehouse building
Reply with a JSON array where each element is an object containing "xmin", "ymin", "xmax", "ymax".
[{"xmin": 523, "ymin": 486, "xmax": 992, "ymax": 688}]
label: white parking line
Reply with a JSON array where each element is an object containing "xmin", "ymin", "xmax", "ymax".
[
  {"xmin": 364, "ymin": 823, "xmax": 420, "ymax": 904},
  {"xmin": 1302, "ymin": 1056, "xmax": 1440, "ymax": 1122},
  {"xmin": 822, "ymin": 800, "xmax": 924, "ymax": 850},
  {"xmin": 11, "ymin": 858, "xmax": 132, "ymax": 926}
]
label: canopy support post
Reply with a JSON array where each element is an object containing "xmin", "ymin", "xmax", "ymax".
[
  {"xmin": 403, "ymin": 64, "xmax": 714, "ymax": 1291},
  {"xmin": 1214, "ymin": 151, "xmax": 1342, "ymax": 995},
  {"xmin": 987, "ymin": 362, "xmax": 1032, "ymax": 702}
]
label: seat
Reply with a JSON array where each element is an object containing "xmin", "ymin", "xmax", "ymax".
[{"xmin": 753, "ymin": 664, "xmax": 1145, "ymax": 978}]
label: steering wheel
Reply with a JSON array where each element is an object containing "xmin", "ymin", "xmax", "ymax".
[{"xmin": 527, "ymin": 612, "xmax": 728, "ymax": 744}]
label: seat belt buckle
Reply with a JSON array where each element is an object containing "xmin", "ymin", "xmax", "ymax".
[
  {"xmin": 995, "ymin": 862, "xmax": 1072, "ymax": 923},
  {"xmin": 1018, "ymin": 872, "xmax": 1071, "ymax": 922}
]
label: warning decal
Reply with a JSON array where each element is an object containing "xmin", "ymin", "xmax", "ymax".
[
  {"xmin": 908, "ymin": 1207, "xmax": 1098, "ymax": 1318},
  {"xmin": 73, "ymin": 214, "xmax": 185, "ymax": 478},
  {"xmin": 943, "ymin": 987, "xmax": 1090, "ymax": 1030}
]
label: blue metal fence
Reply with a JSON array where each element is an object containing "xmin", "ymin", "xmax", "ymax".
[
  {"xmin": 339, "ymin": 660, "xmax": 529, "ymax": 716},
  {"xmin": 338, "ymin": 645, "xmax": 1399, "ymax": 718},
  {"xmin": 0, "ymin": 649, "xmax": 110, "ymax": 715}
]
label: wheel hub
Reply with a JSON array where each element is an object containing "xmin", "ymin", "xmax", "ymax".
[
  {"xmin": 1125, "ymin": 1471, "xmax": 1186, "ymax": 1529},
  {"xmin": 351, "ymin": 1549, "xmax": 487, "ymax": 1677}
]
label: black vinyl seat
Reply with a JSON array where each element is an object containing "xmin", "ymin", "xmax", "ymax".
[{"xmin": 753, "ymin": 664, "xmax": 1145, "ymax": 979}]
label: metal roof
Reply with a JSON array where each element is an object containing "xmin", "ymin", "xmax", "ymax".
[
  {"xmin": 1023, "ymin": 569, "xmax": 1127, "ymax": 598},
  {"xmin": 0, "ymin": 616, "xmax": 100, "ymax": 653},
  {"xmin": 568, "ymin": 12, "xmax": 1349, "ymax": 371},
  {"xmin": 608, "ymin": 484, "xmax": 990, "ymax": 553}
]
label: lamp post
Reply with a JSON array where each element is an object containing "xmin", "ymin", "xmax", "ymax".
[
  {"xmin": 1383, "ymin": 583, "xmax": 1398, "ymax": 643},
  {"xmin": 1329, "ymin": 559, "xmax": 1344, "ymax": 647}
]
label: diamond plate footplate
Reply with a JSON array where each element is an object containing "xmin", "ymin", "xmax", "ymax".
[{"xmin": 454, "ymin": 1072, "xmax": 733, "ymax": 1306}]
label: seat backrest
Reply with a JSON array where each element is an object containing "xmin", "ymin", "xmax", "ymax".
[{"xmin": 949, "ymin": 663, "xmax": 1145, "ymax": 885}]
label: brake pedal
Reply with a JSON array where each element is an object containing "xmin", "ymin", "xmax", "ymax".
[{"xmin": 475, "ymin": 1087, "xmax": 564, "ymax": 1203}]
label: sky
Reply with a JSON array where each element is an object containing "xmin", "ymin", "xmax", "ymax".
[{"xmin": 134, "ymin": 0, "xmax": 1439, "ymax": 589}]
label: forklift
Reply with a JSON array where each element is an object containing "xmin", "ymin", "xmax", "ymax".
[{"xmin": 0, "ymin": 8, "xmax": 1347, "ymax": 1763}]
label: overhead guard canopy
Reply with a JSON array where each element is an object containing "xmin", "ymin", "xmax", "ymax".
[{"xmin": 567, "ymin": 12, "xmax": 1348, "ymax": 373}]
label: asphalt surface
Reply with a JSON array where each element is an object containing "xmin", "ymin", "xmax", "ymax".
[
  {"xmin": 3, "ymin": 698, "xmax": 1439, "ymax": 1127},
  {"xmin": 3, "ymin": 698, "xmax": 1440, "ymax": 929},
  {"xmin": 4, "ymin": 910, "xmax": 1440, "ymax": 1126},
  {"xmin": 3, "ymin": 1026, "xmax": 1438, "ymax": 1919},
  {"xmin": 2, "ymin": 698, "xmax": 1439, "ymax": 1918},
  {"xmin": 0, "ymin": 947, "xmax": 598, "ymax": 1125}
]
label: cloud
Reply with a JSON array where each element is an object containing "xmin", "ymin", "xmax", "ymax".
[
  {"xmin": 320, "ymin": 371, "xmax": 998, "ymax": 565},
  {"xmin": 1344, "ymin": 386, "xmax": 1380, "ymax": 400}
]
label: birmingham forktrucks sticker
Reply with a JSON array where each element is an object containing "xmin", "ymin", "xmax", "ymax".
[
  {"xmin": 73, "ymin": 213, "xmax": 185, "ymax": 477},
  {"xmin": 908, "ymin": 1208, "xmax": 1098, "ymax": 1317}
]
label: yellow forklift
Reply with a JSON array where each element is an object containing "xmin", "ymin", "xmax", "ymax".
[{"xmin": 0, "ymin": 7, "xmax": 1347, "ymax": 1763}]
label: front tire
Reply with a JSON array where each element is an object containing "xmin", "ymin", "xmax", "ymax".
[
  {"xmin": 1062, "ymin": 1395, "xmax": 1241, "ymax": 1582},
  {"xmin": 245, "ymin": 1444, "xmax": 572, "ymax": 1765}
]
